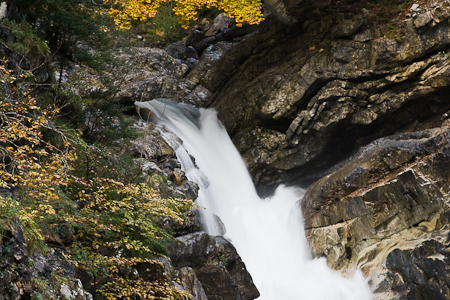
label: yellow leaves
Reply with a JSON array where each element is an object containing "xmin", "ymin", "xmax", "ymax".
[
  {"xmin": 73, "ymin": 175, "xmax": 192, "ymax": 212},
  {"xmin": 0, "ymin": 179, "xmax": 7, "ymax": 188},
  {"xmin": 0, "ymin": 61, "xmax": 76, "ymax": 222},
  {"xmin": 103, "ymin": 0, "xmax": 263, "ymax": 30},
  {"xmin": 105, "ymin": 0, "xmax": 163, "ymax": 29},
  {"xmin": 0, "ymin": 63, "xmax": 194, "ymax": 300},
  {"xmin": 0, "ymin": 196, "xmax": 46, "ymax": 250},
  {"xmin": 99, "ymin": 275, "xmax": 187, "ymax": 300},
  {"xmin": 172, "ymin": 0, "xmax": 263, "ymax": 28},
  {"xmin": 37, "ymin": 204, "xmax": 56, "ymax": 215}
]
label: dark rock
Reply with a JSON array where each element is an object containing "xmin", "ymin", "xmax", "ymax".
[
  {"xmin": 181, "ymin": 85, "xmax": 212, "ymax": 107},
  {"xmin": 219, "ymin": 24, "xmax": 259, "ymax": 40},
  {"xmin": 68, "ymin": 48, "xmax": 189, "ymax": 104},
  {"xmin": 164, "ymin": 162, "xmax": 174, "ymax": 170},
  {"xmin": 187, "ymin": 41, "xmax": 244, "ymax": 91},
  {"xmin": 186, "ymin": 30, "xmax": 206, "ymax": 48},
  {"xmin": 163, "ymin": 209, "xmax": 200, "ymax": 237},
  {"xmin": 132, "ymin": 123, "xmax": 200, "ymax": 208},
  {"xmin": 166, "ymin": 40, "xmax": 186, "ymax": 59},
  {"xmin": 194, "ymin": 36, "xmax": 216, "ymax": 53},
  {"xmin": 131, "ymin": 126, "xmax": 175, "ymax": 159},
  {"xmin": 0, "ymin": 227, "xmax": 91, "ymax": 299},
  {"xmin": 302, "ymin": 122, "xmax": 450, "ymax": 299},
  {"xmin": 383, "ymin": 240, "xmax": 450, "ymax": 300},
  {"xmin": 180, "ymin": 5, "xmax": 450, "ymax": 188},
  {"xmin": 197, "ymin": 264, "xmax": 241, "ymax": 300},
  {"xmin": 330, "ymin": 17, "xmax": 365, "ymax": 38},
  {"xmin": 205, "ymin": 13, "xmax": 235, "ymax": 37},
  {"xmin": 135, "ymin": 255, "xmax": 171, "ymax": 282},
  {"xmin": 186, "ymin": 57, "xmax": 198, "ymax": 66},
  {"xmin": 184, "ymin": 46, "xmax": 199, "ymax": 59},
  {"xmin": 163, "ymin": 167, "xmax": 175, "ymax": 181},
  {"xmin": 303, "ymin": 127, "xmax": 450, "ymax": 230},
  {"xmin": 167, "ymin": 158, "xmax": 182, "ymax": 169},
  {"xmin": 173, "ymin": 168, "xmax": 187, "ymax": 185},
  {"xmin": 168, "ymin": 232, "xmax": 259, "ymax": 300},
  {"xmin": 185, "ymin": 180, "xmax": 199, "ymax": 200},
  {"xmin": 179, "ymin": 267, "xmax": 208, "ymax": 300},
  {"xmin": 168, "ymin": 232, "xmax": 211, "ymax": 268}
]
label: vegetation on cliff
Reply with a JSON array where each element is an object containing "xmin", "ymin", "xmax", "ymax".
[
  {"xmin": 0, "ymin": 1, "xmax": 196, "ymax": 298},
  {"xmin": 105, "ymin": 0, "xmax": 262, "ymax": 29}
]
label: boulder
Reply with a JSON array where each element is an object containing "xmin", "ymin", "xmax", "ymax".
[
  {"xmin": 178, "ymin": 267, "xmax": 208, "ymax": 300},
  {"xmin": 168, "ymin": 232, "xmax": 260, "ymax": 300},
  {"xmin": 115, "ymin": 48, "xmax": 189, "ymax": 102},
  {"xmin": 66, "ymin": 47, "xmax": 189, "ymax": 104},
  {"xmin": 204, "ymin": 13, "xmax": 235, "ymax": 37}
]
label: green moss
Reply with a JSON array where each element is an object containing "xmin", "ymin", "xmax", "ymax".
[
  {"xmin": 220, "ymin": 255, "xmax": 229, "ymax": 267},
  {"xmin": 243, "ymin": 105, "xmax": 259, "ymax": 126}
]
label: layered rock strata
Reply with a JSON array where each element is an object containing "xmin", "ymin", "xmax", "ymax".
[
  {"xmin": 182, "ymin": 2, "xmax": 450, "ymax": 187},
  {"xmin": 303, "ymin": 122, "xmax": 450, "ymax": 299}
]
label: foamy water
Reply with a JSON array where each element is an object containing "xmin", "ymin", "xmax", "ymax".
[{"xmin": 135, "ymin": 99, "xmax": 373, "ymax": 300}]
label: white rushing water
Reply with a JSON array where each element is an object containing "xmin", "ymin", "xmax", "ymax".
[{"xmin": 135, "ymin": 99, "xmax": 373, "ymax": 300}]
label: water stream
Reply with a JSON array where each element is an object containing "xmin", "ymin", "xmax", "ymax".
[{"xmin": 135, "ymin": 99, "xmax": 373, "ymax": 300}]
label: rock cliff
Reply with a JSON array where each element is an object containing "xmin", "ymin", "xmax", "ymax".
[
  {"xmin": 182, "ymin": 1, "xmax": 450, "ymax": 189},
  {"xmin": 169, "ymin": 1, "xmax": 450, "ymax": 298},
  {"xmin": 303, "ymin": 124, "xmax": 450, "ymax": 299}
]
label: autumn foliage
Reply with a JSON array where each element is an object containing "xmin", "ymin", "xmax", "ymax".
[
  {"xmin": 106, "ymin": 0, "xmax": 263, "ymax": 29},
  {"xmin": 0, "ymin": 0, "xmax": 222, "ymax": 297},
  {"xmin": 0, "ymin": 59, "xmax": 193, "ymax": 298}
]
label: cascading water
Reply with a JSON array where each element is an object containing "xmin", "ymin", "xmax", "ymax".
[{"xmin": 135, "ymin": 99, "xmax": 373, "ymax": 300}]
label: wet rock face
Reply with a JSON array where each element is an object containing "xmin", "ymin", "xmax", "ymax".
[
  {"xmin": 132, "ymin": 123, "xmax": 201, "ymax": 204},
  {"xmin": 183, "ymin": 3, "xmax": 450, "ymax": 187},
  {"xmin": 168, "ymin": 232, "xmax": 260, "ymax": 300},
  {"xmin": 302, "ymin": 127, "xmax": 450, "ymax": 230},
  {"xmin": 302, "ymin": 122, "xmax": 450, "ymax": 299}
]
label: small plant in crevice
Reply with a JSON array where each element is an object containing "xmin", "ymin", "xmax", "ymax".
[
  {"xmin": 319, "ymin": 40, "xmax": 333, "ymax": 56},
  {"xmin": 390, "ymin": 65, "xmax": 405, "ymax": 73},
  {"xmin": 441, "ymin": 51, "xmax": 450, "ymax": 61},
  {"xmin": 243, "ymin": 105, "xmax": 259, "ymax": 127},
  {"xmin": 220, "ymin": 255, "xmax": 229, "ymax": 267}
]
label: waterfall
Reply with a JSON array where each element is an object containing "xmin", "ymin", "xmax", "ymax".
[{"xmin": 135, "ymin": 99, "xmax": 373, "ymax": 300}]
